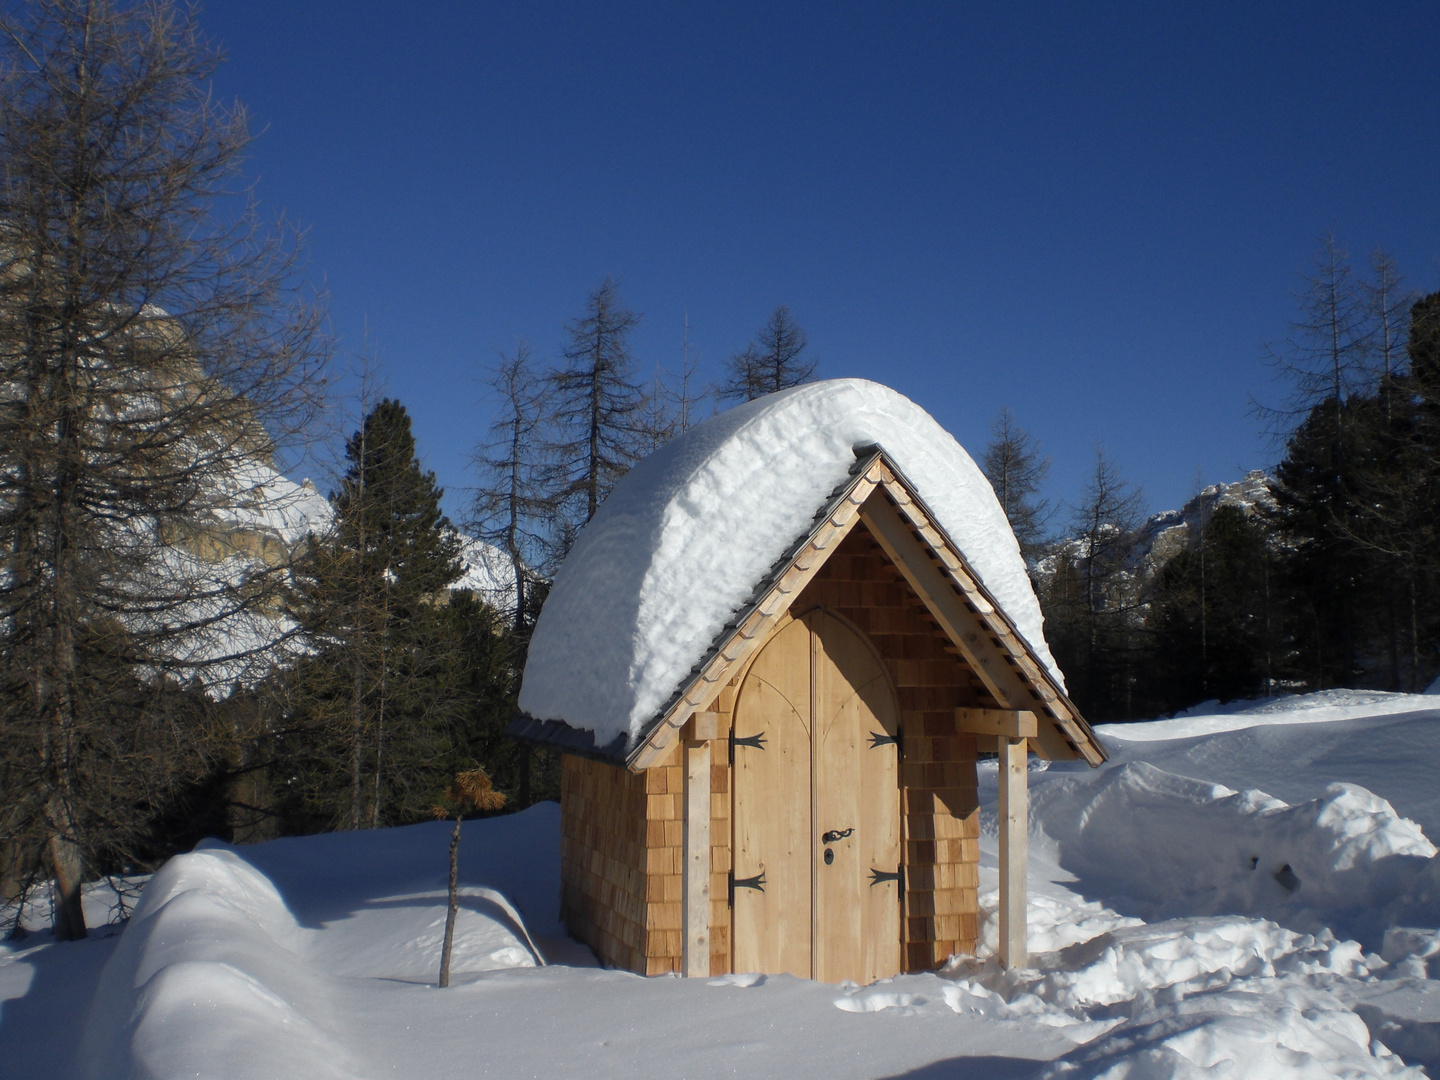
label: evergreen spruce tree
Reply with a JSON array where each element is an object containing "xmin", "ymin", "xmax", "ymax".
[
  {"xmin": 285, "ymin": 399, "xmax": 464, "ymax": 830},
  {"xmin": 1267, "ymin": 397, "xmax": 1381, "ymax": 688},
  {"xmin": 1409, "ymin": 292, "xmax": 1440, "ymax": 401},
  {"xmin": 1332, "ymin": 290, "xmax": 1440, "ymax": 690},
  {"xmin": 1257, "ymin": 237, "xmax": 1406, "ymax": 685},
  {"xmin": 1404, "ymin": 293, "xmax": 1440, "ymax": 685}
]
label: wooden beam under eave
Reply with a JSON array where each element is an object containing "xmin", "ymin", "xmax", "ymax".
[
  {"xmin": 955, "ymin": 708, "xmax": 1038, "ymax": 739},
  {"xmin": 997, "ymin": 736, "xmax": 1028, "ymax": 969},
  {"xmin": 682, "ymin": 739, "xmax": 712, "ymax": 976}
]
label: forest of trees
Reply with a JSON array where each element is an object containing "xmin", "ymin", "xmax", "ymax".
[
  {"xmin": 1, "ymin": 0, "xmax": 1436, "ymax": 940},
  {"xmin": 991, "ymin": 242, "xmax": 1440, "ymax": 724},
  {"xmin": 0, "ymin": 0, "xmax": 826, "ymax": 936}
]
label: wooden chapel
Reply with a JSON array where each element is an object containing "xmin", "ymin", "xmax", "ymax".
[{"xmin": 512, "ymin": 419, "xmax": 1105, "ymax": 985}]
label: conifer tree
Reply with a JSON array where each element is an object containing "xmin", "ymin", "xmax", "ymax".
[
  {"xmin": 721, "ymin": 305, "xmax": 817, "ymax": 401},
  {"xmin": 472, "ymin": 343, "xmax": 553, "ymax": 627},
  {"xmin": 1267, "ymin": 398, "xmax": 1381, "ymax": 688},
  {"xmin": 0, "ymin": 0, "xmax": 327, "ymax": 937},
  {"xmin": 1261, "ymin": 243, "xmax": 1422, "ymax": 688},
  {"xmin": 1145, "ymin": 506, "xmax": 1281, "ymax": 712},
  {"xmin": 1039, "ymin": 449, "xmax": 1145, "ymax": 719},
  {"xmin": 548, "ymin": 278, "xmax": 644, "ymax": 533},
  {"xmin": 286, "ymin": 399, "xmax": 463, "ymax": 830},
  {"xmin": 982, "ymin": 407, "xmax": 1051, "ymax": 562}
]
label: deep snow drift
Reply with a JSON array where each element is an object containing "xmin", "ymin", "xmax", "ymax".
[
  {"xmin": 5, "ymin": 691, "xmax": 1440, "ymax": 1079},
  {"xmin": 520, "ymin": 378, "xmax": 1060, "ymax": 746}
]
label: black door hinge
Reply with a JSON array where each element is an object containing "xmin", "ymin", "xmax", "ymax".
[
  {"xmin": 730, "ymin": 731, "xmax": 766, "ymax": 764},
  {"xmin": 869, "ymin": 867, "xmax": 904, "ymax": 901},
  {"xmin": 868, "ymin": 726, "xmax": 902, "ymax": 756},
  {"xmin": 729, "ymin": 870, "xmax": 765, "ymax": 906}
]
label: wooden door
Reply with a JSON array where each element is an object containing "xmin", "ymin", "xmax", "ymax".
[
  {"xmin": 731, "ymin": 616, "xmax": 812, "ymax": 977},
  {"xmin": 731, "ymin": 610, "xmax": 901, "ymax": 983},
  {"xmin": 811, "ymin": 610, "xmax": 902, "ymax": 984}
]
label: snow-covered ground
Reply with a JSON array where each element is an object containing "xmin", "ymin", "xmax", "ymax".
[{"xmin": 5, "ymin": 690, "xmax": 1440, "ymax": 1079}]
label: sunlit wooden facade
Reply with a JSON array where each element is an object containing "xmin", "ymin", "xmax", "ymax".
[{"xmin": 513, "ymin": 449, "xmax": 1104, "ymax": 979}]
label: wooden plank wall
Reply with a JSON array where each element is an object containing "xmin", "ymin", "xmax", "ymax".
[{"xmin": 796, "ymin": 526, "xmax": 990, "ymax": 970}]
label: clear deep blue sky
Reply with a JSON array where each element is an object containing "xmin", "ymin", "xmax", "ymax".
[{"xmin": 202, "ymin": 2, "xmax": 1440, "ymax": 524}]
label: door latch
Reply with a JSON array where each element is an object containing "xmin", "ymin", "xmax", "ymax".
[{"xmin": 821, "ymin": 828, "xmax": 854, "ymax": 844}]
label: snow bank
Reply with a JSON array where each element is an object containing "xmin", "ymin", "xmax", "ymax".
[
  {"xmin": 1028, "ymin": 761, "xmax": 1438, "ymax": 945},
  {"xmin": 1108, "ymin": 689, "xmax": 1433, "ymax": 743},
  {"xmin": 78, "ymin": 822, "xmax": 549, "ymax": 1080},
  {"xmin": 1036, "ymin": 984, "xmax": 1423, "ymax": 1079},
  {"xmin": 835, "ymin": 914, "xmax": 1415, "ymax": 1077},
  {"xmin": 521, "ymin": 379, "xmax": 1056, "ymax": 745},
  {"xmin": 79, "ymin": 847, "xmax": 357, "ymax": 1080},
  {"xmin": 17, "ymin": 702, "xmax": 1438, "ymax": 1079}
]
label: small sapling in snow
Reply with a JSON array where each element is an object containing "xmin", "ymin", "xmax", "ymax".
[{"xmin": 432, "ymin": 767, "xmax": 506, "ymax": 987}]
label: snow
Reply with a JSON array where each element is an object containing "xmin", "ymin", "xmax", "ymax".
[
  {"xmin": 451, "ymin": 534, "xmax": 522, "ymax": 613},
  {"xmin": 145, "ymin": 460, "xmax": 517, "ymax": 692},
  {"xmin": 521, "ymin": 379, "xmax": 1059, "ymax": 747},
  {"xmin": 207, "ymin": 457, "xmax": 334, "ymax": 548},
  {"xmin": 7, "ymin": 691, "xmax": 1440, "ymax": 1077}
]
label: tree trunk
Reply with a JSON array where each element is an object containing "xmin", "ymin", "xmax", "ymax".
[
  {"xmin": 518, "ymin": 747, "xmax": 532, "ymax": 809},
  {"xmin": 349, "ymin": 645, "xmax": 365, "ymax": 830},
  {"xmin": 46, "ymin": 801, "xmax": 86, "ymax": 941},
  {"xmin": 438, "ymin": 816, "xmax": 461, "ymax": 987}
]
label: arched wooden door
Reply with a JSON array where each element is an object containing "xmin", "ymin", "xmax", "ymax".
[{"xmin": 731, "ymin": 609, "xmax": 901, "ymax": 983}]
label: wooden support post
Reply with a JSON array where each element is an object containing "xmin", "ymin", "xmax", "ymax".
[
  {"xmin": 997, "ymin": 736, "xmax": 1028, "ymax": 969},
  {"xmin": 682, "ymin": 739, "xmax": 712, "ymax": 976}
]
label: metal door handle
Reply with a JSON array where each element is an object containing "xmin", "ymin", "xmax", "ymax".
[{"xmin": 821, "ymin": 828, "xmax": 854, "ymax": 844}]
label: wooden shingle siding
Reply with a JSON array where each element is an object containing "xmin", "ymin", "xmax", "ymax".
[
  {"xmin": 641, "ymin": 744, "xmax": 685, "ymax": 973},
  {"xmin": 559, "ymin": 754, "xmax": 650, "ymax": 974},
  {"xmin": 709, "ymin": 725, "xmax": 732, "ymax": 976},
  {"xmin": 795, "ymin": 526, "xmax": 986, "ymax": 969}
]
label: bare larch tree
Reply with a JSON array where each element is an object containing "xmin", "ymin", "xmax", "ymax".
[
  {"xmin": 471, "ymin": 342, "xmax": 554, "ymax": 629},
  {"xmin": 0, "ymin": 0, "xmax": 327, "ymax": 938},
  {"xmin": 548, "ymin": 277, "xmax": 643, "ymax": 533},
  {"xmin": 721, "ymin": 305, "xmax": 817, "ymax": 401},
  {"xmin": 982, "ymin": 406, "xmax": 1051, "ymax": 562}
]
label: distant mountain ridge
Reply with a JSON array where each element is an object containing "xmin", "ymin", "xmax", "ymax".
[
  {"xmin": 1127, "ymin": 470, "xmax": 1276, "ymax": 583},
  {"xmin": 1033, "ymin": 470, "xmax": 1276, "ymax": 592},
  {"xmin": 168, "ymin": 457, "xmax": 519, "ymax": 691}
]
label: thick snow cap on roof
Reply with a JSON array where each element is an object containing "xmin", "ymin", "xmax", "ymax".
[{"xmin": 519, "ymin": 379, "xmax": 1061, "ymax": 748}]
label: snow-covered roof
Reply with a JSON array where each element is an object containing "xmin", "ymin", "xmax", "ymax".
[{"xmin": 519, "ymin": 379, "xmax": 1062, "ymax": 751}]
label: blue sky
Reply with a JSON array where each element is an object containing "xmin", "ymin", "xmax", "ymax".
[{"xmin": 203, "ymin": 2, "xmax": 1440, "ymax": 525}]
